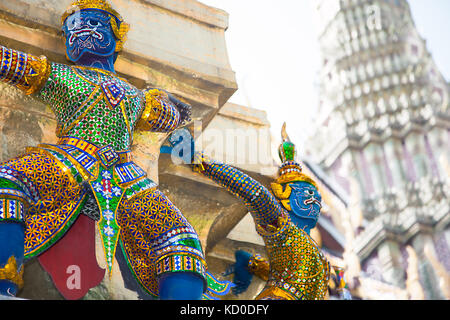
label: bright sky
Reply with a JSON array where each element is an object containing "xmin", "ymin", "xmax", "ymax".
[{"xmin": 198, "ymin": 0, "xmax": 450, "ymax": 151}]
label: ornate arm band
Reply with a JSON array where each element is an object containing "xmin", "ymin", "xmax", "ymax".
[
  {"xmin": 0, "ymin": 46, "xmax": 51, "ymax": 95},
  {"xmin": 136, "ymin": 89, "xmax": 181, "ymax": 132},
  {"xmin": 155, "ymin": 250, "xmax": 208, "ymax": 291}
]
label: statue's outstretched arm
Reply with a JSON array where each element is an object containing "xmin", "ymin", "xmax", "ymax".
[
  {"xmin": 0, "ymin": 45, "xmax": 53, "ymax": 297},
  {"xmin": 0, "ymin": 45, "xmax": 52, "ymax": 95},
  {"xmin": 192, "ymin": 152, "xmax": 283, "ymax": 228}
]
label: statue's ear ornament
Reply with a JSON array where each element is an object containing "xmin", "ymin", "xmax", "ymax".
[
  {"xmin": 270, "ymin": 182, "xmax": 291, "ymax": 200},
  {"xmin": 270, "ymin": 182, "xmax": 293, "ymax": 211},
  {"xmin": 110, "ymin": 17, "xmax": 130, "ymax": 52}
]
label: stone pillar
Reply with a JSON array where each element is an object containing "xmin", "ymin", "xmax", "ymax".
[
  {"xmin": 380, "ymin": 144, "xmax": 394, "ymax": 189},
  {"xmin": 405, "ymin": 246, "xmax": 425, "ymax": 300},
  {"xmin": 405, "ymin": 132, "xmax": 431, "ymax": 180},
  {"xmin": 350, "ymin": 151, "xmax": 367, "ymax": 199},
  {"xmin": 365, "ymin": 143, "xmax": 388, "ymax": 196},
  {"xmin": 411, "ymin": 233, "xmax": 446, "ymax": 300},
  {"xmin": 401, "ymin": 138, "xmax": 418, "ymax": 183},
  {"xmin": 427, "ymin": 127, "xmax": 450, "ymax": 180},
  {"xmin": 384, "ymin": 138, "xmax": 408, "ymax": 188},
  {"xmin": 423, "ymin": 134, "xmax": 441, "ymax": 179},
  {"xmin": 357, "ymin": 149, "xmax": 375, "ymax": 195},
  {"xmin": 376, "ymin": 240, "xmax": 405, "ymax": 288}
]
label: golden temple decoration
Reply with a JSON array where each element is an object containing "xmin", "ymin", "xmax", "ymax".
[
  {"xmin": 21, "ymin": 55, "xmax": 52, "ymax": 96},
  {"xmin": 248, "ymin": 254, "xmax": 270, "ymax": 281}
]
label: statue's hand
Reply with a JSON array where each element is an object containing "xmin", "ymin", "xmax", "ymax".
[
  {"xmin": 166, "ymin": 129, "xmax": 209, "ymax": 173},
  {"xmin": 166, "ymin": 92, "xmax": 192, "ymax": 126},
  {"xmin": 145, "ymin": 87, "xmax": 192, "ymax": 126},
  {"xmin": 222, "ymin": 250, "xmax": 253, "ymax": 295}
]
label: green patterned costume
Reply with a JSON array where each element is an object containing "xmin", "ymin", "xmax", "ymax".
[{"xmin": 192, "ymin": 153, "xmax": 330, "ymax": 300}]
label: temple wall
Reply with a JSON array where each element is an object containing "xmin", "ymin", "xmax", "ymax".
[{"xmin": 308, "ymin": 0, "xmax": 450, "ymax": 299}]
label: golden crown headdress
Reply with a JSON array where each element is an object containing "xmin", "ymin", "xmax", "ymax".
[
  {"xmin": 271, "ymin": 123, "xmax": 318, "ymax": 209},
  {"xmin": 61, "ymin": 0, "xmax": 130, "ymax": 52}
]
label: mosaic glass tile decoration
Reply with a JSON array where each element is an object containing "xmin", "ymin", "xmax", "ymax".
[
  {"xmin": 118, "ymin": 189, "xmax": 207, "ymax": 297},
  {"xmin": 0, "ymin": 42, "xmax": 204, "ymax": 297}
]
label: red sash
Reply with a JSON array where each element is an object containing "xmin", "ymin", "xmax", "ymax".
[{"xmin": 38, "ymin": 214, "xmax": 105, "ymax": 300}]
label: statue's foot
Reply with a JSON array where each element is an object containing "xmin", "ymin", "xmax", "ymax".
[{"xmin": 0, "ymin": 280, "xmax": 18, "ymax": 298}]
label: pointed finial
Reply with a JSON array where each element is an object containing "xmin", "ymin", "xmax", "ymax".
[
  {"xmin": 281, "ymin": 122, "xmax": 291, "ymax": 142},
  {"xmin": 278, "ymin": 122, "xmax": 297, "ymax": 163}
]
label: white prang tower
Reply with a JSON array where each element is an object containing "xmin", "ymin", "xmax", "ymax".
[{"xmin": 307, "ymin": 0, "xmax": 450, "ymax": 299}]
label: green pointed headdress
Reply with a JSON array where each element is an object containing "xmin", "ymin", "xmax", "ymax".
[{"xmin": 274, "ymin": 123, "xmax": 318, "ymax": 188}]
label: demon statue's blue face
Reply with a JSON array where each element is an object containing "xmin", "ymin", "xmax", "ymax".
[
  {"xmin": 288, "ymin": 181, "xmax": 322, "ymax": 231},
  {"xmin": 62, "ymin": 9, "xmax": 117, "ymax": 71}
]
